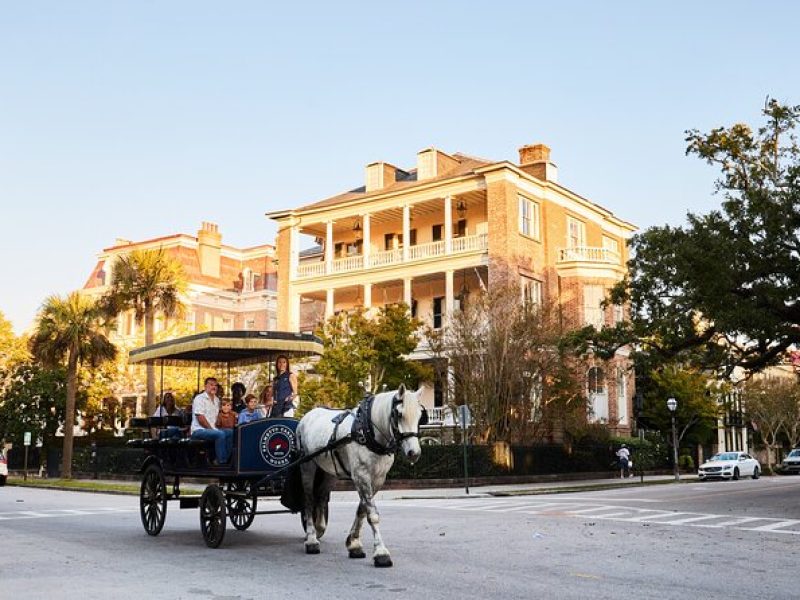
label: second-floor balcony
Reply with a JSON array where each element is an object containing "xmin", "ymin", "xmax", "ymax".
[
  {"xmin": 557, "ymin": 246, "xmax": 621, "ymax": 265},
  {"xmin": 296, "ymin": 232, "xmax": 488, "ymax": 280}
]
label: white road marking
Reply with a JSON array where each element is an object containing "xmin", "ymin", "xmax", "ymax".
[
  {"xmin": 743, "ymin": 519, "xmax": 800, "ymax": 532},
  {"xmin": 399, "ymin": 497, "xmax": 800, "ymax": 536},
  {"xmin": 0, "ymin": 508, "xmax": 136, "ymax": 522}
]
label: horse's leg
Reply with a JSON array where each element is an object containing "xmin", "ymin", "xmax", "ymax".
[
  {"xmin": 353, "ymin": 471, "xmax": 392, "ymax": 567},
  {"xmin": 313, "ymin": 470, "xmax": 335, "ymax": 539},
  {"xmin": 300, "ymin": 462, "xmax": 321, "ymax": 554},
  {"xmin": 345, "ymin": 500, "xmax": 367, "ymax": 559}
]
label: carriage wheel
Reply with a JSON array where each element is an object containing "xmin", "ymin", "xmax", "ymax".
[
  {"xmin": 226, "ymin": 480, "xmax": 257, "ymax": 531},
  {"xmin": 200, "ymin": 485, "xmax": 227, "ymax": 548},
  {"xmin": 140, "ymin": 464, "xmax": 167, "ymax": 536}
]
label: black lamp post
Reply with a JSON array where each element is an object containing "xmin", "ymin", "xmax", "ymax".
[{"xmin": 667, "ymin": 397, "xmax": 679, "ymax": 481}]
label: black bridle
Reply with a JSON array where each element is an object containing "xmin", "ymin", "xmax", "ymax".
[{"xmin": 352, "ymin": 393, "xmax": 419, "ymax": 456}]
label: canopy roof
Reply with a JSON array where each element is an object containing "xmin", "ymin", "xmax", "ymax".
[{"xmin": 128, "ymin": 330, "xmax": 323, "ymax": 366}]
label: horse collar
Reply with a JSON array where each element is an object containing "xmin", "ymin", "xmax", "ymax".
[{"xmin": 352, "ymin": 395, "xmax": 399, "ymax": 456}]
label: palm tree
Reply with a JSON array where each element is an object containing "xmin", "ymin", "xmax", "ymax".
[
  {"xmin": 29, "ymin": 292, "xmax": 117, "ymax": 479},
  {"xmin": 103, "ymin": 248, "xmax": 185, "ymax": 415}
]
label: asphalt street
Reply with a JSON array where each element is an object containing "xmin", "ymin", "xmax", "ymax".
[{"xmin": 1, "ymin": 477, "xmax": 799, "ymax": 600}]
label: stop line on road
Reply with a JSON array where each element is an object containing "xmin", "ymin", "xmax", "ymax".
[
  {"xmin": 397, "ymin": 497, "xmax": 800, "ymax": 536},
  {"xmin": 0, "ymin": 507, "xmax": 136, "ymax": 521}
]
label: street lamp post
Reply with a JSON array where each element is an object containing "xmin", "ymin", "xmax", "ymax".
[{"xmin": 667, "ymin": 397, "xmax": 679, "ymax": 481}]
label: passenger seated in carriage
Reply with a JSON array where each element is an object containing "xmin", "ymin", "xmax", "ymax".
[
  {"xmin": 238, "ymin": 394, "xmax": 263, "ymax": 425},
  {"xmin": 216, "ymin": 398, "xmax": 238, "ymax": 430},
  {"xmin": 190, "ymin": 377, "xmax": 233, "ymax": 465},
  {"xmin": 152, "ymin": 392, "xmax": 183, "ymax": 439}
]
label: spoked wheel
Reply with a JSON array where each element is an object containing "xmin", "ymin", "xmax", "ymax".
[
  {"xmin": 226, "ymin": 480, "xmax": 257, "ymax": 531},
  {"xmin": 140, "ymin": 464, "xmax": 167, "ymax": 536},
  {"xmin": 200, "ymin": 484, "xmax": 227, "ymax": 548}
]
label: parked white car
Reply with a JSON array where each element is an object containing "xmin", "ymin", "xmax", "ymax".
[{"xmin": 698, "ymin": 451, "xmax": 760, "ymax": 480}]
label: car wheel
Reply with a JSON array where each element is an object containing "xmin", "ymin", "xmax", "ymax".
[
  {"xmin": 752, "ymin": 467, "xmax": 760, "ymax": 480},
  {"xmin": 0, "ymin": 474, "xmax": 6, "ymax": 487},
  {"xmin": 733, "ymin": 467, "xmax": 740, "ymax": 481}
]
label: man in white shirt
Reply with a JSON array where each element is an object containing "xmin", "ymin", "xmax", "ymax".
[
  {"xmin": 190, "ymin": 377, "xmax": 233, "ymax": 464},
  {"xmin": 616, "ymin": 444, "xmax": 631, "ymax": 479}
]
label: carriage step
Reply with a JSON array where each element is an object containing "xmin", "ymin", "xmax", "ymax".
[{"xmin": 179, "ymin": 496, "xmax": 202, "ymax": 509}]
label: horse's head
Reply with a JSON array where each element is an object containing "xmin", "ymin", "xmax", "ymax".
[{"xmin": 390, "ymin": 383, "xmax": 423, "ymax": 464}]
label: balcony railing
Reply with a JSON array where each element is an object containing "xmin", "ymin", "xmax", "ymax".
[
  {"xmin": 296, "ymin": 233, "xmax": 488, "ymax": 279},
  {"xmin": 558, "ymin": 246, "xmax": 621, "ymax": 264}
]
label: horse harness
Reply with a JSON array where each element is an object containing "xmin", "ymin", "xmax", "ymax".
[{"xmin": 323, "ymin": 393, "xmax": 418, "ymax": 479}]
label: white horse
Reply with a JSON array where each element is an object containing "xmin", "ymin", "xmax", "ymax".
[{"xmin": 296, "ymin": 384, "xmax": 423, "ymax": 567}]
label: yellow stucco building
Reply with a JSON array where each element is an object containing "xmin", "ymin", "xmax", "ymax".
[{"xmin": 268, "ymin": 143, "xmax": 637, "ymax": 432}]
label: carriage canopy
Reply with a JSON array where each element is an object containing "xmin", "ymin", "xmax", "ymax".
[{"xmin": 128, "ymin": 330, "xmax": 323, "ymax": 367}]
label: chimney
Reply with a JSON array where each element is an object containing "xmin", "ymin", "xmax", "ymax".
[
  {"xmin": 365, "ymin": 162, "xmax": 398, "ymax": 192},
  {"xmin": 416, "ymin": 148, "xmax": 460, "ymax": 181},
  {"xmin": 197, "ymin": 221, "xmax": 222, "ymax": 278},
  {"xmin": 518, "ymin": 143, "xmax": 558, "ymax": 182}
]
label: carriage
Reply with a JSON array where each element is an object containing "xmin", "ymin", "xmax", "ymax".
[{"xmin": 126, "ymin": 330, "xmax": 322, "ymax": 548}]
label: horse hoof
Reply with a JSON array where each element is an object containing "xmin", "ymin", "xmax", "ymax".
[
  {"xmin": 349, "ymin": 549, "xmax": 366, "ymax": 559},
  {"xmin": 305, "ymin": 544, "xmax": 320, "ymax": 555},
  {"xmin": 374, "ymin": 555, "xmax": 393, "ymax": 568}
]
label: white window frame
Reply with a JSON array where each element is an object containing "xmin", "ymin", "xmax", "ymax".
[
  {"xmin": 518, "ymin": 195, "xmax": 540, "ymax": 240},
  {"xmin": 587, "ymin": 366, "xmax": 608, "ymax": 422},
  {"xmin": 602, "ymin": 235, "xmax": 620, "ymax": 254},
  {"xmin": 520, "ymin": 275, "xmax": 543, "ymax": 307},
  {"xmin": 583, "ymin": 284, "xmax": 605, "ymax": 328},
  {"xmin": 567, "ymin": 216, "xmax": 586, "ymax": 248},
  {"xmin": 616, "ymin": 367, "xmax": 628, "ymax": 425}
]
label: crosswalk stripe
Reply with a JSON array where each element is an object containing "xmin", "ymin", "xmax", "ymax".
[{"xmin": 743, "ymin": 519, "xmax": 800, "ymax": 532}]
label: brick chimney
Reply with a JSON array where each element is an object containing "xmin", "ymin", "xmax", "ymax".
[
  {"xmin": 518, "ymin": 143, "xmax": 558, "ymax": 182},
  {"xmin": 197, "ymin": 221, "xmax": 222, "ymax": 278},
  {"xmin": 365, "ymin": 162, "xmax": 398, "ymax": 192},
  {"xmin": 416, "ymin": 148, "xmax": 460, "ymax": 181}
]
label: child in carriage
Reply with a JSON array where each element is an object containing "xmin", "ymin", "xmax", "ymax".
[{"xmin": 238, "ymin": 394, "xmax": 263, "ymax": 425}]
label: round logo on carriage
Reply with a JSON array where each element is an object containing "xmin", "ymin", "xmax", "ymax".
[{"xmin": 259, "ymin": 424, "xmax": 295, "ymax": 468}]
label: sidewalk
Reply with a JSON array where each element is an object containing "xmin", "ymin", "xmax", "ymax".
[{"xmin": 6, "ymin": 472, "xmax": 697, "ymax": 499}]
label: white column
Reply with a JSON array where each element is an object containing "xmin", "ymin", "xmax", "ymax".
[
  {"xmin": 325, "ymin": 288, "xmax": 334, "ymax": 319},
  {"xmin": 403, "ymin": 277, "xmax": 413, "ymax": 310},
  {"xmin": 363, "ymin": 283, "xmax": 372, "ymax": 310},
  {"xmin": 444, "ymin": 194, "xmax": 452, "ymax": 253},
  {"xmin": 363, "ymin": 213, "xmax": 371, "ymax": 268},
  {"xmin": 325, "ymin": 221, "xmax": 334, "ymax": 274},
  {"xmin": 402, "ymin": 205, "xmax": 410, "ymax": 261},
  {"xmin": 289, "ymin": 225, "xmax": 300, "ymax": 280},
  {"xmin": 445, "ymin": 269, "xmax": 454, "ymax": 319},
  {"xmin": 288, "ymin": 291, "xmax": 300, "ymax": 332}
]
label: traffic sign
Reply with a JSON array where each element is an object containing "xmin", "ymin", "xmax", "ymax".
[
  {"xmin": 23, "ymin": 431, "xmax": 31, "ymax": 446},
  {"xmin": 457, "ymin": 404, "xmax": 472, "ymax": 429}
]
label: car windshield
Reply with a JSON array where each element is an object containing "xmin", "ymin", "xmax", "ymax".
[
  {"xmin": 710, "ymin": 453, "xmax": 739, "ymax": 461},
  {"xmin": 788, "ymin": 450, "xmax": 800, "ymax": 458}
]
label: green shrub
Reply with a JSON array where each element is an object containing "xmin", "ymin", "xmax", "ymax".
[{"xmin": 678, "ymin": 454, "xmax": 695, "ymax": 471}]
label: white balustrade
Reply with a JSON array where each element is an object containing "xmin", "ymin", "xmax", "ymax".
[
  {"xmin": 558, "ymin": 247, "xmax": 620, "ymax": 264},
  {"xmin": 332, "ymin": 255, "xmax": 364, "ymax": 273},
  {"xmin": 297, "ymin": 262, "xmax": 326, "ymax": 278},
  {"xmin": 408, "ymin": 240, "xmax": 445, "ymax": 260},
  {"xmin": 294, "ymin": 232, "xmax": 489, "ymax": 279},
  {"xmin": 369, "ymin": 248, "xmax": 402, "ymax": 268}
]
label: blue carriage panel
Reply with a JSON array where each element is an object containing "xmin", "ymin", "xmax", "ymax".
[{"xmin": 237, "ymin": 418, "xmax": 299, "ymax": 473}]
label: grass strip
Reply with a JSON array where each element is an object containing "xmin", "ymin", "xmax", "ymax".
[{"xmin": 7, "ymin": 477, "xmax": 202, "ymax": 496}]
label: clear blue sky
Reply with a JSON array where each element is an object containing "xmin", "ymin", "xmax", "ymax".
[{"xmin": 2, "ymin": 1, "xmax": 798, "ymax": 333}]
